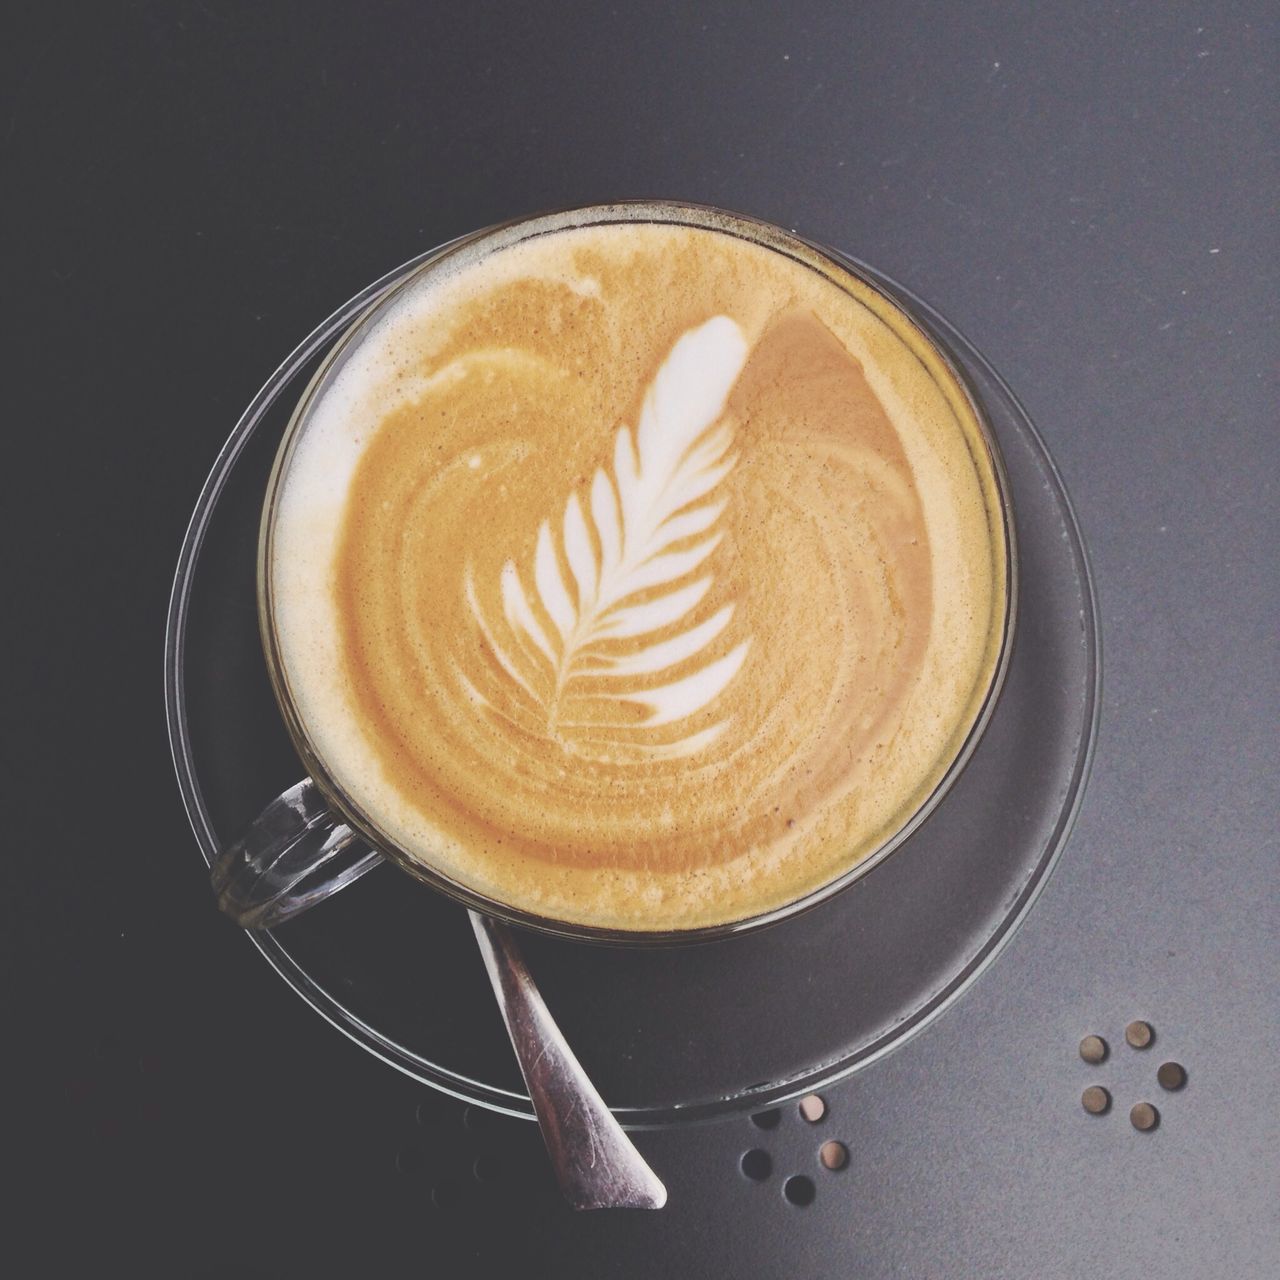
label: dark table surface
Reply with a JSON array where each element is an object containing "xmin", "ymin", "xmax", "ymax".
[{"xmin": 6, "ymin": 2, "xmax": 1277, "ymax": 1275}]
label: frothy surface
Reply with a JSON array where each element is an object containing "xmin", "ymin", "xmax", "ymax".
[{"xmin": 268, "ymin": 211, "xmax": 1008, "ymax": 931}]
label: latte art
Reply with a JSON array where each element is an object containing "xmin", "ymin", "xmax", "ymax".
[
  {"xmin": 267, "ymin": 209, "xmax": 1009, "ymax": 931},
  {"xmin": 464, "ymin": 316, "xmax": 751, "ymax": 760}
]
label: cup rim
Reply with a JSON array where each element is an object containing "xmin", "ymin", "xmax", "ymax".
[{"xmin": 256, "ymin": 199, "xmax": 1020, "ymax": 946}]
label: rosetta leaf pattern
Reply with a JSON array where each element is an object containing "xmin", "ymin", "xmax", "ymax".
[{"xmin": 468, "ymin": 315, "xmax": 752, "ymax": 751}]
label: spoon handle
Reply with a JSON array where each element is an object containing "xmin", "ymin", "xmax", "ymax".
[{"xmin": 469, "ymin": 911, "xmax": 667, "ymax": 1210}]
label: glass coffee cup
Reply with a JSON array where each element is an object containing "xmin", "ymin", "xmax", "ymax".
[{"xmin": 211, "ymin": 201, "xmax": 1017, "ymax": 944}]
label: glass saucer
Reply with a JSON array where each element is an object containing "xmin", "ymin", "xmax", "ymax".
[{"xmin": 166, "ymin": 248, "xmax": 1099, "ymax": 1128}]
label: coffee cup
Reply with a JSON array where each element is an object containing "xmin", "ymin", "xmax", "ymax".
[{"xmin": 212, "ymin": 201, "xmax": 1015, "ymax": 942}]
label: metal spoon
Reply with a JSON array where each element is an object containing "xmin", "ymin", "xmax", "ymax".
[{"xmin": 469, "ymin": 911, "xmax": 667, "ymax": 1210}]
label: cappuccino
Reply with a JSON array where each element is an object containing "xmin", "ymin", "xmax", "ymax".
[{"xmin": 267, "ymin": 207, "xmax": 1008, "ymax": 931}]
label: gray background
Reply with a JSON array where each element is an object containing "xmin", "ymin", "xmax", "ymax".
[{"xmin": 6, "ymin": 1, "xmax": 1276, "ymax": 1274}]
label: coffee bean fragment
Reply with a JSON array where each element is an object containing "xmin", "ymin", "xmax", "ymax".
[
  {"xmin": 1081, "ymin": 1085, "xmax": 1111, "ymax": 1115},
  {"xmin": 1079, "ymin": 1035, "xmax": 1108, "ymax": 1065},
  {"xmin": 1125, "ymin": 1020, "xmax": 1154, "ymax": 1049},
  {"xmin": 1130, "ymin": 1101, "xmax": 1159, "ymax": 1131},
  {"xmin": 819, "ymin": 1140, "xmax": 848, "ymax": 1170},
  {"xmin": 799, "ymin": 1094, "xmax": 826, "ymax": 1123}
]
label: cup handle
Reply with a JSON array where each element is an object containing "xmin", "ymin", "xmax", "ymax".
[{"xmin": 210, "ymin": 779, "xmax": 384, "ymax": 929}]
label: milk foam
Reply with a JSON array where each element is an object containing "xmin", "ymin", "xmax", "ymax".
[
  {"xmin": 466, "ymin": 314, "xmax": 750, "ymax": 751},
  {"xmin": 267, "ymin": 208, "xmax": 1009, "ymax": 932}
]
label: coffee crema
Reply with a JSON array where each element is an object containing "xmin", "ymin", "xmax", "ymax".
[{"xmin": 267, "ymin": 209, "xmax": 1008, "ymax": 932}]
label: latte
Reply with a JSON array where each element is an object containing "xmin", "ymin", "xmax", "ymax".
[{"xmin": 266, "ymin": 206, "xmax": 1009, "ymax": 932}]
